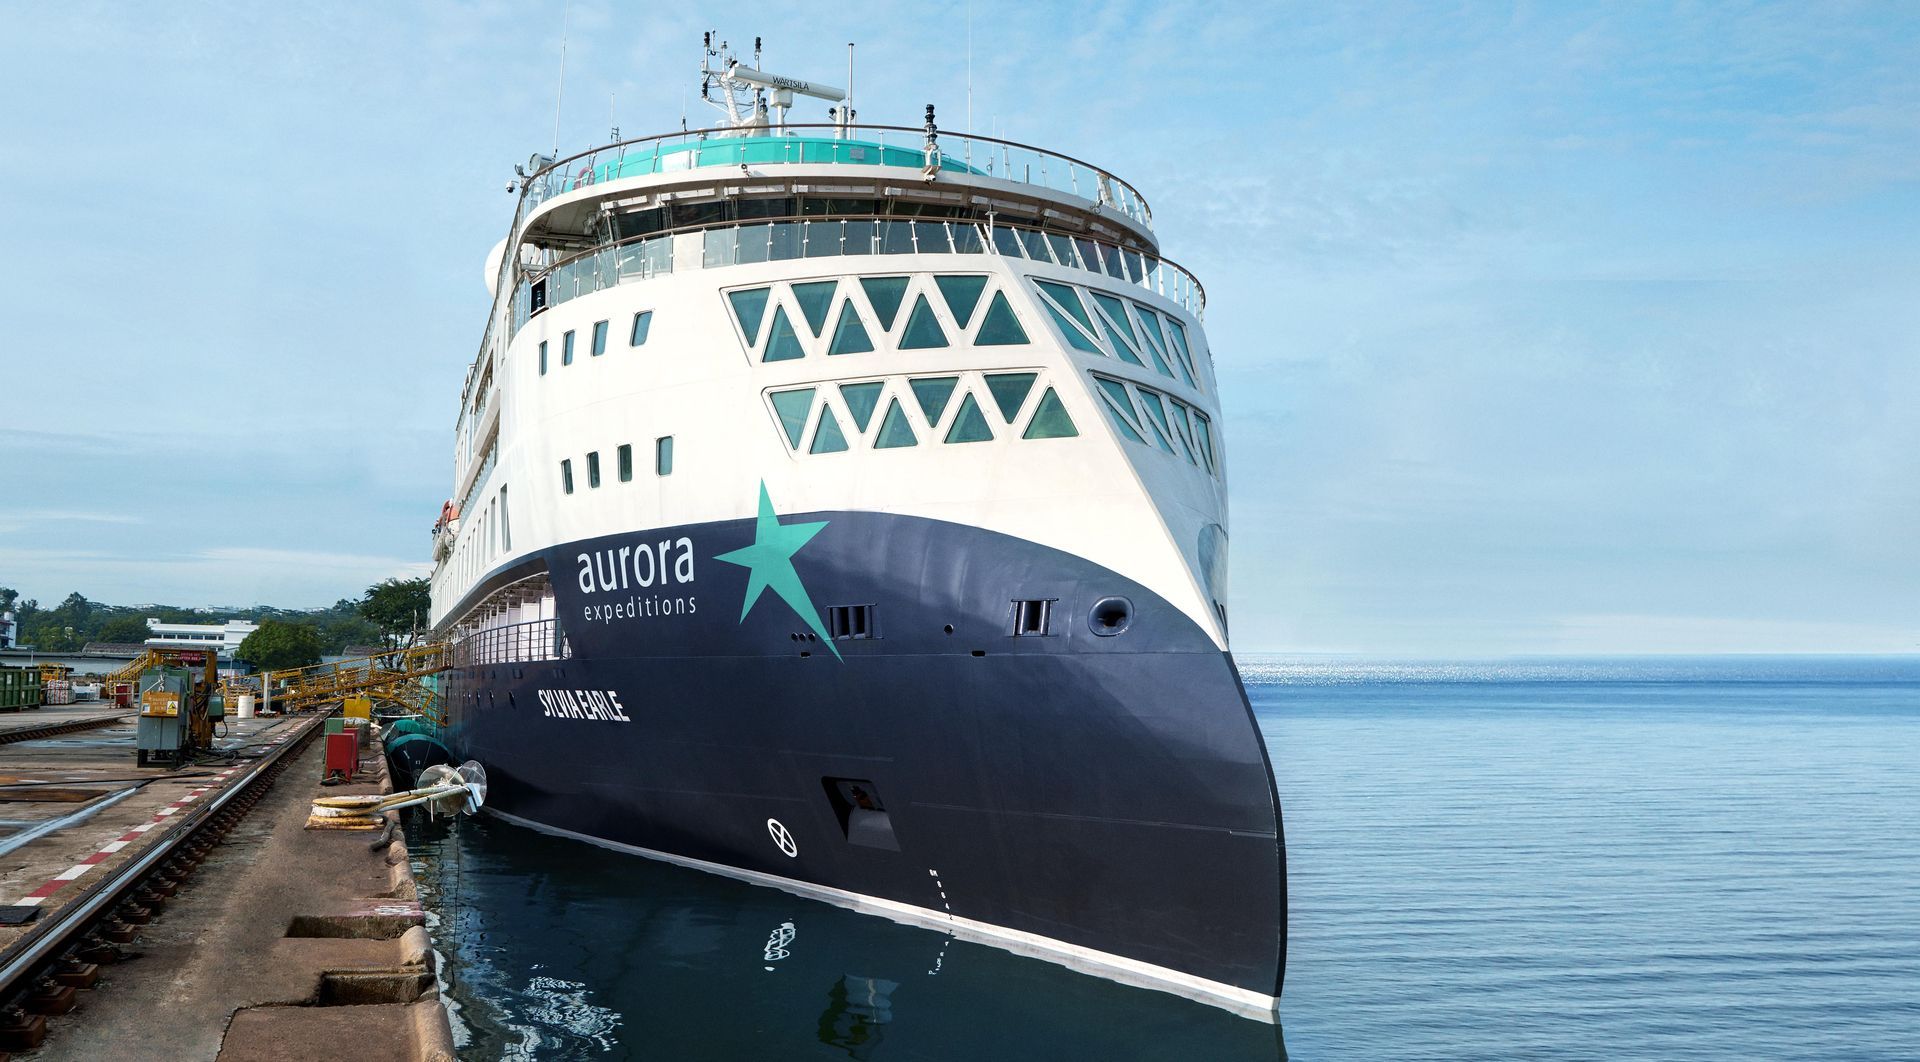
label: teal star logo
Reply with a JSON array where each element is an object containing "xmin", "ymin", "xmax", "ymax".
[{"xmin": 714, "ymin": 482, "xmax": 840, "ymax": 660}]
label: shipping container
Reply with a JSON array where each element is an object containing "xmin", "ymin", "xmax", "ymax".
[{"xmin": 0, "ymin": 667, "xmax": 42, "ymax": 711}]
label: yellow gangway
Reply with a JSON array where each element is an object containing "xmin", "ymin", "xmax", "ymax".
[{"xmin": 256, "ymin": 643, "xmax": 452, "ymax": 725}]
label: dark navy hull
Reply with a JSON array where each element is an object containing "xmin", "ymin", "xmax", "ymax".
[{"xmin": 443, "ymin": 509, "xmax": 1284, "ymax": 1014}]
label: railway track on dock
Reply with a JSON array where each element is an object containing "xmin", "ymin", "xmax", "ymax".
[
  {"xmin": 0, "ymin": 714, "xmax": 132, "ymax": 747},
  {"xmin": 0, "ymin": 714, "xmax": 325, "ymax": 1052}
]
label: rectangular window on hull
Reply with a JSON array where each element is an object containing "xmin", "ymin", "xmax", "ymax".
[
  {"xmin": 618, "ymin": 444, "xmax": 633, "ymax": 482},
  {"xmin": 562, "ymin": 330, "xmax": 576, "ymax": 366},
  {"xmin": 539, "ymin": 341, "xmax": 548, "ymax": 375},
  {"xmin": 560, "ymin": 459, "xmax": 573, "ymax": 494},
  {"xmin": 499, "ymin": 485, "xmax": 511, "ymax": 550},
  {"xmin": 586, "ymin": 451, "xmax": 601, "ymax": 488},
  {"xmin": 828, "ymin": 604, "xmax": 877, "ymax": 640},
  {"xmin": 630, "ymin": 310, "xmax": 652, "ymax": 346},
  {"xmin": 656, "ymin": 436, "xmax": 674, "ymax": 475},
  {"xmin": 1010, "ymin": 599, "xmax": 1053, "ymax": 636},
  {"xmin": 591, "ymin": 320, "xmax": 608, "ymax": 356}
]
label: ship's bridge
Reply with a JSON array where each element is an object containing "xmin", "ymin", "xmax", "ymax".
[{"xmin": 513, "ymin": 125, "xmax": 1157, "ymax": 256}]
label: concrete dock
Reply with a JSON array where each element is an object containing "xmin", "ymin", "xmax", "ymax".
[{"xmin": 0, "ymin": 703, "xmax": 454, "ymax": 1060}]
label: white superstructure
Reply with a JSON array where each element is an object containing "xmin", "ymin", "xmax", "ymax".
[{"xmin": 430, "ymin": 44, "xmax": 1228, "ymax": 652}]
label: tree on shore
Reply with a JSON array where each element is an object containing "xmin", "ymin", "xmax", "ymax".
[
  {"xmin": 237, "ymin": 620, "xmax": 324, "ymax": 672},
  {"xmin": 358, "ymin": 578, "xmax": 430, "ymax": 649}
]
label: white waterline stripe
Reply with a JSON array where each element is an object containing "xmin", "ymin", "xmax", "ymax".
[{"xmin": 486, "ymin": 808, "xmax": 1278, "ymax": 1022}]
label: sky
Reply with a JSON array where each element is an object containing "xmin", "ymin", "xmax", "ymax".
[{"xmin": 2, "ymin": 2, "xmax": 1916, "ymax": 654}]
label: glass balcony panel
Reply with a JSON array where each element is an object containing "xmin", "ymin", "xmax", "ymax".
[
  {"xmin": 914, "ymin": 221, "xmax": 951, "ymax": 254},
  {"xmin": 769, "ymin": 221, "xmax": 803, "ymax": 261}
]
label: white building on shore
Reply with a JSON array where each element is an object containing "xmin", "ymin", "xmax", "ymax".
[{"xmin": 144, "ymin": 618, "xmax": 258, "ymax": 656}]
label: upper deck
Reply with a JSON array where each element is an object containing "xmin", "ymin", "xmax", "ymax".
[{"xmin": 514, "ymin": 125, "xmax": 1155, "ymax": 248}]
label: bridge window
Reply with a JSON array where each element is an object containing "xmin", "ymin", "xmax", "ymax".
[
  {"xmin": 935, "ymin": 275, "xmax": 987, "ymax": 329},
  {"xmin": 792, "ymin": 280, "xmax": 838, "ymax": 336},
  {"xmin": 828, "ymin": 301, "xmax": 874, "ymax": 355},
  {"xmin": 561, "ymin": 459, "xmax": 574, "ymax": 494},
  {"xmin": 985, "ymin": 373, "xmax": 1037, "ymax": 422},
  {"xmin": 762, "ymin": 307, "xmax": 806, "ymax": 362},
  {"xmin": 1022, "ymin": 388, "xmax": 1078, "ymax": 439},
  {"xmin": 728, "ymin": 287, "xmax": 771, "ymax": 345},
  {"xmin": 562, "ymin": 330, "xmax": 576, "ymax": 366},
  {"xmin": 943, "ymin": 392, "xmax": 993, "ymax": 444},
  {"xmin": 910, "ymin": 376, "xmax": 957, "ymax": 423},
  {"xmin": 974, "ymin": 292, "xmax": 1029, "ymax": 346},
  {"xmin": 899, "ymin": 293, "xmax": 949, "ymax": 349},
  {"xmin": 587, "ymin": 451, "xmax": 602, "ymax": 488},
  {"xmin": 771, "ymin": 388, "xmax": 815, "ymax": 449},
  {"xmin": 630, "ymin": 310, "xmax": 653, "ymax": 346},
  {"xmin": 860, "ymin": 277, "xmax": 909, "ymax": 331},
  {"xmin": 874, "ymin": 398, "xmax": 918, "ymax": 448},
  {"xmin": 810, "ymin": 406, "xmax": 849, "ymax": 454},
  {"xmin": 1092, "ymin": 376, "xmax": 1147, "ymax": 444},
  {"xmin": 656, "ymin": 436, "xmax": 674, "ymax": 475},
  {"xmin": 840, "ymin": 381, "xmax": 884, "ymax": 432},
  {"xmin": 591, "ymin": 320, "xmax": 608, "ymax": 357},
  {"xmin": 618, "ymin": 444, "xmax": 633, "ymax": 482}
]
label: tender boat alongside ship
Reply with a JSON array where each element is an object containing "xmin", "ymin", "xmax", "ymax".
[{"xmin": 424, "ymin": 39, "xmax": 1286, "ymax": 1018}]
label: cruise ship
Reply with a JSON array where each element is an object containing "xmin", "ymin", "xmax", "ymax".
[{"xmin": 427, "ymin": 38, "xmax": 1285, "ymax": 1019}]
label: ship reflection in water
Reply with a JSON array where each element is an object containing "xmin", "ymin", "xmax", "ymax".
[{"xmin": 408, "ymin": 815, "xmax": 1286, "ymax": 1060}]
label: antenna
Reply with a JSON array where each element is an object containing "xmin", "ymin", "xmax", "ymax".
[
  {"xmin": 609, "ymin": 91, "xmax": 618, "ymax": 141},
  {"xmin": 846, "ymin": 43, "xmax": 856, "ymax": 132},
  {"xmin": 550, "ymin": 0, "xmax": 571, "ymax": 155}
]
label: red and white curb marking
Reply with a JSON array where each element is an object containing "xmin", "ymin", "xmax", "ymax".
[{"xmin": 9, "ymin": 729, "xmax": 298, "ymax": 908}]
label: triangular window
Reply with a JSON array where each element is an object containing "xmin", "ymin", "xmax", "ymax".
[
  {"xmin": 770, "ymin": 388, "xmax": 815, "ymax": 449},
  {"xmin": 1034, "ymin": 281, "xmax": 1097, "ymax": 334},
  {"xmin": 1167, "ymin": 397, "xmax": 1202, "ymax": 465},
  {"xmin": 839, "ymin": 381, "xmax": 884, "ymax": 432},
  {"xmin": 973, "ymin": 291, "xmax": 1029, "ymax": 345},
  {"xmin": 911, "ymin": 376, "xmax": 958, "ymax": 424},
  {"xmin": 899, "ymin": 294, "xmax": 949, "ymax": 349},
  {"xmin": 1135, "ymin": 388, "xmax": 1178, "ymax": 454},
  {"xmin": 1090, "ymin": 293, "xmax": 1145, "ymax": 366},
  {"xmin": 792, "ymin": 281, "xmax": 838, "ymax": 336},
  {"xmin": 1022, "ymin": 388, "xmax": 1079, "ymax": 439},
  {"xmin": 1192, "ymin": 411, "xmax": 1216, "ymax": 472},
  {"xmin": 1094, "ymin": 376, "xmax": 1148, "ymax": 444},
  {"xmin": 985, "ymin": 373, "xmax": 1037, "ymax": 422},
  {"xmin": 860, "ymin": 276, "xmax": 909, "ymax": 332},
  {"xmin": 1038, "ymin": 299, "xmax": 1103, "ymax": 355},
  {"xmin": 1166, "ymin": 318, "xmax": 1200, "ymax": 387},
  {"xmin": 728, "ymin": 288, "xmax": 770, "ymax": 346},
  {"xmin": 1091, "ymin": 292, "xmax": 1138, "ymax": 346},
  {"xmin": 935, "ymin": 275, "xmax": 988, "ymax": 329},
  {"xmin": 1131, "ymin": 304, "xmax": 1177, "ymax": 378},
  {"xmin": 810, "ymin": 406, "xmax": 849, "ymax": 453},
  {"xmin": 761, "ymin": 306, "xmax": 806, "ymax": 362},
  {"xmin": 874, "ymin": 398, "xmax": 919, "ymax": 449},
  {"xmin": 827, "ymin": 301, "xmax": 874, "ymax": 355},
  {"xmin": 943, "ymin": 392, "xmax": 994, "ymax": 443}
]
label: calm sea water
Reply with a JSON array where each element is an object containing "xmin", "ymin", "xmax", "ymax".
[{"xmin": 407, "ymin": 656, "xmax": 1920, "ymax": 1060}]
